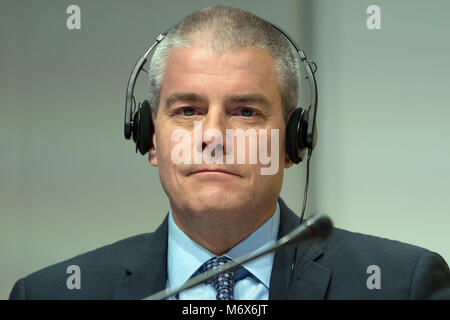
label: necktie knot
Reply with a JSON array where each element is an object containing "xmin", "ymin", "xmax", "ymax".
[{"xmin": 199, "ymin": 256, "xmax": 235, "ymax": 300}]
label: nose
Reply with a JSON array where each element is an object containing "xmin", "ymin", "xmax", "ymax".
[{"xmin": 196, "ymin": 106, "xmax": 232, "ymax": 158}]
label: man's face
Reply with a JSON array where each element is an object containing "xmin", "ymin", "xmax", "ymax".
[{"xmin": 149, "ymin": 45, "xmax": 293, "ymax": 225}]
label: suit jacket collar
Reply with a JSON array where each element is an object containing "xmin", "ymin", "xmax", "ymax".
[
  {"xmin": 112, "ymin": 216, "xmax": 169, "ymax": 300},
  {"xmin": 112, "ymin": 197, "xmax": 331, "ymax": 300},
  {"xmin": 269, "ymin": 197, "xmax": 331, "ymax": 299}
]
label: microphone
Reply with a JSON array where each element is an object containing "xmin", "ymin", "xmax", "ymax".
[{"xmin": 144, "ymin": 212, "xmax": 333, "ymax": 300}]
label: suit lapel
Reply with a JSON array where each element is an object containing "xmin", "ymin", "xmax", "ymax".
[
  {"xmin": 269, "ymin": 198, "xmax": 331, "ymax": 299},
  {"xmin": 112, "ymin": 216, "xmax": 169, "ymax": 300}
]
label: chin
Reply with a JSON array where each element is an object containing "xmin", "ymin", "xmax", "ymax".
[{"xmin": 187, "ymin": 193, "xmax": 249, "ymax": 215}]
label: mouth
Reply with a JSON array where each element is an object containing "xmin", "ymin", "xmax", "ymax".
[{"xmin": 190, "ymin": 168, "xmax": 240, "ymax": 177}]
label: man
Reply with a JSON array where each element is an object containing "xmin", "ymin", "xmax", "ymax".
[{"xmin": 10, "ymin": 5, "xmax": 450, "ymax": 300}]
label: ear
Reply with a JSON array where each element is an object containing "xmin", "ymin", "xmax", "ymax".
[
  {"xmin": 284, "ymin": 150, "xmax": 294, "ymax": 169},
  {"xmin": 148, "ymin": 111, "xmax": 158, "ymax": 167}
]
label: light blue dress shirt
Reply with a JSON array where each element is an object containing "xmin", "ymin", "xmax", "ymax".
[{"xmin": 166, "ymin": 201, "xmax": 280, "ymax": 300}]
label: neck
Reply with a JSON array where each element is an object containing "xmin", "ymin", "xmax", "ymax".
[{"xmin": 170, "ymin": 201, "xmax": 277, "ymax": 255}]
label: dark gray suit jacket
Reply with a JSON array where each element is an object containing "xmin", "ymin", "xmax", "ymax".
[{"xmin": 9, "ymin": 198, "xmax": 450, "ymax": 299}]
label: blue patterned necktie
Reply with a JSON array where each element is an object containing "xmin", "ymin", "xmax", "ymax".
[{"xmin": 199, "ymin": 256, "xmax": 235, "ymax": 300}]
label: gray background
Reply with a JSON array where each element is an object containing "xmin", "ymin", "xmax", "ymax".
[{"xmin": 1, "ymin": 0, "xmax": 449, "ymax": 299}]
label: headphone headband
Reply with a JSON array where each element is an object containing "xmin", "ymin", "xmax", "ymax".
[{"xmin": 124, "ymin": 32, "xmax": 166, "ymax": 140}]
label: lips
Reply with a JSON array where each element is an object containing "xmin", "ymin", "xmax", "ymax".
[{"xmin": 190, "ymin": 168, "xmax": 240, "ymax": 177}]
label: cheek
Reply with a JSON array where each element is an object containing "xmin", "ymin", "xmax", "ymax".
[
  {"xmin": 155, "ymin": 123, "xmax": 177, "ymax": 160},
  {"xmin": 155, "ymin": 129, "xmax": 178, "ymax": 180}
]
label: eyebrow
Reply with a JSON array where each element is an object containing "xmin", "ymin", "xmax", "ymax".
[
  {"xmin": 165, "ymin": 92, "xmax": 208, "ymax": 109},
  {"xmin": 164, "ymin": 92, "xmax": 271, "ymax": 109},
  {"xmin": 224, "ymin": 93, "xmax": 271, "ymax": 108}
]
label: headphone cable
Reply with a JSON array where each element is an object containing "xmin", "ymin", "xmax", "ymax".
[{"xmin": 299, "ymin": 148, "xmax": 312, "ymax": 225}]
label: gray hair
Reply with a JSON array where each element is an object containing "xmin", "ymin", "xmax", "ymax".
[{"xmin": 147, "ymin": 5, "xmax": 300, "ymax": 121}]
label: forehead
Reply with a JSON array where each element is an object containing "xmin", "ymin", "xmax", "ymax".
[{"xmin": 160, "ymin": 45, "xmax": 281, "ymax": 105}]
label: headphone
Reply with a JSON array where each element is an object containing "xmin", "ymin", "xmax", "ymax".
[{"xmin": 124, "ymin": 22, "xmax": 318, "ymax": 165}]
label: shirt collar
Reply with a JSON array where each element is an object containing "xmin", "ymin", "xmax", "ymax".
[{"xmin": 167, "ymin": 201, "xmax": 280, "ymax": 290}]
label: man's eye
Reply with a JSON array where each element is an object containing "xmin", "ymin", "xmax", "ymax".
[
  {"xmin": 179, "ymin": 107, "xmax": 197, "ymax": 116},
  {"xmin": 239, "ymin": 108, "xmax": 256, "ymax": 117}
]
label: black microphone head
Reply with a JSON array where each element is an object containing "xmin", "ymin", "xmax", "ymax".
[
  {"xmin": 304, "ymin": 212, "xmax": 333, "ymax": 241},
  {"xmin": 286, "ymin": 212, "xmax": 333, "ymax": 246}
]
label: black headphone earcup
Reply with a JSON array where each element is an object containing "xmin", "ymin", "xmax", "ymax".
[
  {"xmin": 286, "ymin": 108, "xmax": 308, "ymax": 164},
  {"xmin": 136, "ymin": 100, "xmax": 154, "ymax": 155}
]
